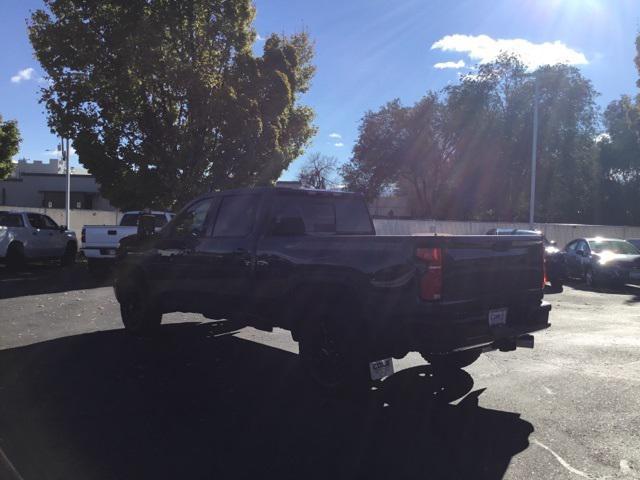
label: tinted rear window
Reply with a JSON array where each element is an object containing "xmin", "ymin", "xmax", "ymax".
[
  {"xmin": 120, "ymin": 213, "xmax": 168, "ymax": 227},
  {"xmin": 0, "ymin": 213, "xmax": 24, "ymax": 227},
  {"xmin": 272, "ymin": 194, "xmax": 373, "ymax": 235}
]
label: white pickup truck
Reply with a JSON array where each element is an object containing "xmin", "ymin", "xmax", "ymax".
[
  {"xmin": 81, "ymin": 211, "xmax": 173, "ymax": 272},
  {"xmin": 0, "ymin": 211, "xmax": 78, "ymax": 269}
]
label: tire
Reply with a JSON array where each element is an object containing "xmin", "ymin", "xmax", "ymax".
[
  {"xmin": 5, "ymin": 243, "xmax": 25, "ymax": 272},
  {"xmin": 298, "ymin": 307, "xmax": 369, "ymax": 393},
  {"xmin": 547, "ymin": 278, "xmax": 563, "ymax": 293},
  {"xmin": 421, "ymin": 349, "xmax": 482, "ymax": 373},
  {"xmin": 119, "ymin": 281, "xmax": 162, "ymax": 336},
  {"xmin": 585, "ymin": 268, "xmax": 598, "ymax": 289},
  {"xmin": 60, "ymin": 242, "xmax": 77, "ymax": 267}
]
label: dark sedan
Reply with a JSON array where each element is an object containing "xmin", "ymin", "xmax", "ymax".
[{"xmin": 562, "ymin": 237, "xmax": 640, "ymax": 288}]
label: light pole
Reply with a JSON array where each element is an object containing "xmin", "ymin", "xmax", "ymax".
[
  {"xmin": 529, "ymin": 76, "xmax": 539, "ymax": 228},
  {"xmin": 62, "ymin": 137, "xmax": 71, "ymax": 228}
]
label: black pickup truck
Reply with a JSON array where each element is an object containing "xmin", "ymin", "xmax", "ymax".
[{"xmin": 115, "ymin": 187, "xmax": 551, "ymax": 389}]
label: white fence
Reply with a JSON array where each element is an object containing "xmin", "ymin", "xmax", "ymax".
[
  {"xmin": 0, "ymin": 206, "xmax": 121, "ymax": 238},
  {"xmin": 3, "ymin": 205, "xmax": 640, "ymax": 248},
  {"xmin": 373, "ymin": 219, "xmax": 640, "ymax": 248}
]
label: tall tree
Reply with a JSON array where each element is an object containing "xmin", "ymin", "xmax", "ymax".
[
  {"xmin": 344, "ymin": 55, "xmax": 600, "ymax": 223},
  {"xmin": 341, "ymin": 94, "xmax": 454, "ymax": 217},
  {"xmin": 29, "ymin": 0, "xmax": 316, "ymax": 210},
  {"xmin": 297, "ymin": 152, "xmax": 338, "ymax": 189},
  {"xmin": 0, "ymin": 116, "xmax": 21, "ymax": 179},
  {"xmin": 597, "ymin": 96, "xmax": 640, "ymax": 224}
]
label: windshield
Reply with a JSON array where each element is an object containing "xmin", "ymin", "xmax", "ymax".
[{"xmin": 588, "ymin": 239, "xmax": 639, "ymax": 255}]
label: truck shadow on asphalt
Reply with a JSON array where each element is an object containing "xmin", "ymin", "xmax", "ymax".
[
  {"xmin": 0, "ymin": 263, "xmax": 111, "ymax": 299},
  {"xmin": 0, "ymin": 322, "xmax": 534, "ymax": 480}
]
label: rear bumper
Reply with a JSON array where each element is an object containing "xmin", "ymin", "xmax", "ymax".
[
  {"xmin": 379, "ymin": 302, "xmax": 551, "ymax": 357},
  {"xmin": 82, "ymin": 247, "xmax": 117, "ymax": 260}
]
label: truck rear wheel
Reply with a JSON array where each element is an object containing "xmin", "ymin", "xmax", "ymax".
[
  {"xmin": 119, "ymin": 283, "xmax": 162, "ymax": 336},
  {"xmin": 298, "ymin": 309, "xmax": 369, "ymax": 393},
  {"xmin": 421, "ymin": 349, "xmax": 482, "ymax": 372}
]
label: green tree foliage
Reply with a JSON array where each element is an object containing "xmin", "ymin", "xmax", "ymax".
[
  {"xmin": 297, "ymin": 152, "xmax": 338, "ymax": 189},
  {"xmin": 0, "ymin": 116, "xmax": 21, "ymax": 179},
  {"xmin": 343, "ymin": 55, "xmax": 599, "ymax": 222},
  {"xmin": 595, "ymin": 35, "xmax": 640, "ymax": 225},
  {"xmin": 341, "ymin": 94, "xmax": 454, "ymax": 217},
  {"xmin": 29, "ymin": 0, "xmax": 316, "ymax": 210}
]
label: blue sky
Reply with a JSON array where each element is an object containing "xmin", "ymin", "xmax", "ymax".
[{"xmin": 2, "ymin": 0, "xmax": 640, "ymax": 180}]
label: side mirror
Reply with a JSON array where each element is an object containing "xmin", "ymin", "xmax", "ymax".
[
  {"xmin": 137, "ymin": 214, "xmax": 156, "ymax": 240},
  {"xmin": 577, "ymin": 250, "xmax": 586, "ymax": 257},
  {"xmin": 271, "ymin": 217, "xmax": 305, "ymax": 236},
  {"xmin": 550, "ymin": 240, "xmax": 557, "ymax": 246},
  {"xmin": 59, "ymin": 225, "xmax": 67, "ymax": 232}
]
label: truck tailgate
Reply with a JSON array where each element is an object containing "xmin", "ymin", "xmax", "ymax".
[
  {"xmin": 84, "ymin": 226, "xmax": 137, "ymax": 247},
  {"xmin": 437, "ymin": 235, "xmax": 543, "ymax": 302}
]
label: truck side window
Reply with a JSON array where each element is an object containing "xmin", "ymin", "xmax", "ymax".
[
  {"xmin": 27, "ymin": 214, "xmax": 46, "ymax": 229},
  {"xmin": 212, "ymin": 195, "xmax": 259, "ymax": 237},
  {"xmin": 42, "ymin": 215, "xmax": 59, "ymax": 229},
  {"xmin": 172, "ymin": 199, "xmax": 214, "ymax": 238},
  {"xmin": 0, "ymin": 213, "xmax": 24, "ymax": 227}
]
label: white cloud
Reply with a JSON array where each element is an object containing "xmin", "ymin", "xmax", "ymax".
[
  {"xmin": 46, "ymin": 145, "xmax": 76, "ymax": 158},
  {"xmin": 10, "ymin": 67, "xmax": 35, "ymax": 83},
  {"xmin": 334, "ymin": 142, "xmax": 344, "ymax": 148},
  {"xmin": 431, "ymin": 34, "xmax": 588, "ymax": 70},
  {"xmin": 434, "ymin": 60, "xmax": 466, "ymax": 70},
  {"xmin": 328, "ymin": 132, "xmax": 342, "ymax": 139}
]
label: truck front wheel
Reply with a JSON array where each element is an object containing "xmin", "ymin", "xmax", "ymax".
[
  {"xmin": 421, "ymin": 349, "xmax": 482, "ymax": 372},
  {"xmin": 119, "ymin": 283, "xmax": 162, "ymax": 336},
  {"xmin": 60, "ymin": 242, "xmax": 77, "ymax": 267}
]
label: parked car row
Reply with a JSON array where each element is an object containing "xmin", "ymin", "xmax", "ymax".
[{"xmin": 486, "ymin": 228, "xmax": 640, "ymax": 290}]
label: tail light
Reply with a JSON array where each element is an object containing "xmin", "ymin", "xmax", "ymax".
[
  {"xmin": 81, "ymin": 227, "xmax": 86, "ymax": 244},
  {"xmin": 542, "ymin": 253, "xmax": 548, "ymax": 288},
  {"xmin": 416, "ymin": 247, "xmax": 443, "ymax": 301}
]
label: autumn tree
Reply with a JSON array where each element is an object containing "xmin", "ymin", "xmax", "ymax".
[
  {"xmin": 29, "ymin": 0, "xmax": 316, "ymax": 210},
  {"xmin": 343, "ymin": 55, "xmax": 600, "ymax": 223}
]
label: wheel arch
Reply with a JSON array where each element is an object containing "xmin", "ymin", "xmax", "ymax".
[{"xmin": 285, "ymin": 282, "xmax": 364, "ymax": 342}]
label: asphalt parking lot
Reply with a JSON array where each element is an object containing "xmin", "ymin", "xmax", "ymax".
[{"xmin": 0, "ymin": 264, "xmax": 638, "ymax": 480}]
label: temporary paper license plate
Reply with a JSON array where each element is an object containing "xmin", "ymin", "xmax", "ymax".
[
  {"xmin": 369, "ymin": 358, "xmax": 394, "ymax": 381},
  {"xmin": 488, "ymin": 308, "xmax": 508, "ymax": 327}
]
